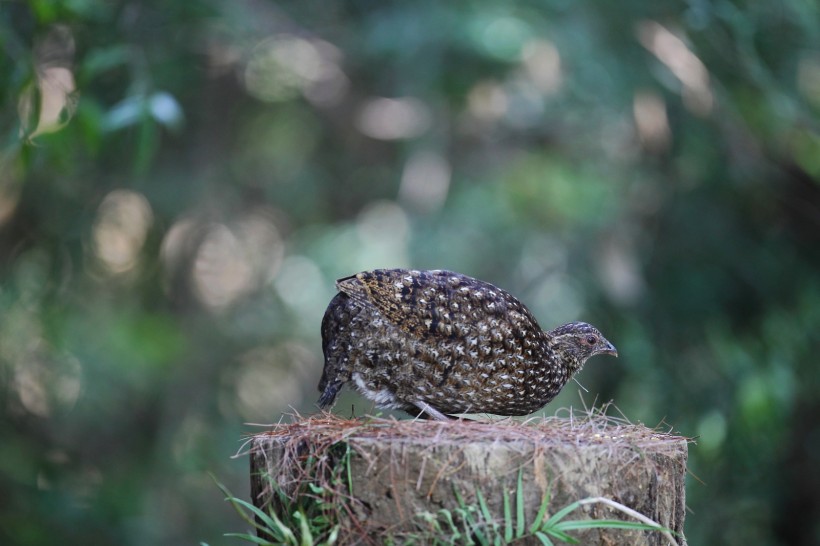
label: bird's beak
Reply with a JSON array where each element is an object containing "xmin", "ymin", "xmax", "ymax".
[{"xmin": 599, "ymin": 340, "xmax": 618, "ymax": 357}]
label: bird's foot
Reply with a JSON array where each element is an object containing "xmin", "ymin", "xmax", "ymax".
[{"xmin": 317, "ymin": 381, "xmax": 342, "ymax": 409}]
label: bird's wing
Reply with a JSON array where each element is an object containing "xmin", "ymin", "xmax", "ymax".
[{"xmin": 336, "ymin": 269, "xmax": 523, "ymax": 338}]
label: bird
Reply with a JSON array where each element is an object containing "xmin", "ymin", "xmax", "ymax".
[{"xmin": 317, "ymin": 269, "xmax": 617, "ymax": 420}]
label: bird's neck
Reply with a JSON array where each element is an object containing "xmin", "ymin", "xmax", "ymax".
[
  {"xmin": 560, "ymin": 350, "xmax": 584, "ymax": 376},
  {"xmin": 544, "ymin": 335, "xmax": 584, "ymax": 377}
]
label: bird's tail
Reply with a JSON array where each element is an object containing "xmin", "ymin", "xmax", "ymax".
[{"xmin": 317, "ymin": 292, "xmax": 352, "ymax": 410}]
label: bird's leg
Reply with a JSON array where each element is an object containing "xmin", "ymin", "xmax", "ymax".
[
  {"xmin": 412, "ymin": 400, "xmax": 454, "ymax": 421},
  {"xmin": 404, "ymin": 406, "xmax": 435, "ymax": 420}
]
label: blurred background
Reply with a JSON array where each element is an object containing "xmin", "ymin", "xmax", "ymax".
[{"xmin": 1, "ymin": 0, "xmax": 819, "ymax": 544}]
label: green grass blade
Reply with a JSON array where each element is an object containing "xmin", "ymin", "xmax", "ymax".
[
  {"xmin": 438, "ymin": 508, "xmax": 461, "ymax": 539},
  {"xmin": 472, "ymin": 524, "xmax": 488, "ymax": 546},
  {"xmin": 545, "ymin": 527, "xmax": 579, "ymax": 544},
  {"xmin": 542, "ymin": 500, "xmax": 582, "ymax": 529},
  {"xmin": 273, "ymin": 485, "xmax": 294, "ymax": 513},
  {"xmin": 454, "ymin": 487, "xmax": 466, "ymax": 507},
  {"xmin": 326, "ymin": 525, "xmax": 340, "ymax": 545},
  {"xmin": 463, "ymin": 510, "xmax": 484, "ymax": 532},
  {"xmin": 345, "ymin": 444, "xmax": 354, "ymax": 496},
  {"xmin": 229, "ymin": 497, "xmax": 284, "ymax": 537},
  {"xmin": 515, "ymin": 469, "xmax": 525, "ymax": 538},
  {"xmin": 224, "ymin": 532, "xmax": 276, "ymax": 545},
  {"xmin": 453, "ymin": 487, "xmax": 481, "ymax": 541},
  {"xmin": 211, "ymin": 474, "xmax": 280, "ymax": 536},
  {"xmin": 454, "ymin": 506, "xmax": 480, "ymax": 546},
  {"xmin": 554, "ymin": 519, "xmax": 668, "ymax": 532},
  {"xmin": 529, "ymin": 482, "xmax": 552, "ymax": 534},
  {"xmin": 294, "ymin": 510, "xmax": 313, "ymax": 546},
  {"xmin": 308, "ymin": 483, "xmax": 325, "ymax": 495},
  {"xmin": 417, "ymin": 511, "xmax": 440, "ymax": 533},
  {"xmin": 503, "ymin": 489, "xmax": 513, "ymax": 542},
  {"xmin": 223, "ymin": 495, "xmax": 275, "ymax": 535},
  {"xmin": 475, "ymin": 486, "xmax": 500, "ymax": 540},
  {"xmin": 533, "ymin": 531, "xmax": 555, "ymax": 546},
  {"xmin": 476, "ymin": 487, "xmax": 493, "ymax": 525},
  {"xmin": 468, "ymin": 514, "xmax": 489, "ymax": 545},
  {"xmin": 264, "ymin": 507, "xmax": 298, "ymax": 544}
]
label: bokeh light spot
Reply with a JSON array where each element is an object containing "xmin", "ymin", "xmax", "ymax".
[
  {"xmin": 637, "ymin": 20, "xmax": 713, "ymax": 116},
  {"xmin": 476, "ymin": 16, "xmax": 532, "ymax": 60},
  {"xmin": 191, "ymin": 213, "xmax": 284, "ymax": 310},
  {"xmin": 244, "ymin": 35, "xmax": 348, "ymax": 105},
  {"xmin": 273, "ymin": 255, "xmax": 325, "ymax": 316},
  {"xmin": 234, "ymin": 343, "xmax": 319, "ymax": 419},
  {"xmin": 356, "ymin": 97, "xmax": 431, "ymax": 140},
  {"xmin": 193, "ymin": 224, "xmax": 254, "ymax": 308},
  {"xmin": 12, "ymin": 350, "xmax": 82, "ymax": 418},
  {"xmin": 521, "ymin": 39, "xmax": 562, "ymax": 95},
  {"xmin": 355, "ymin": 200, "xmax": 410, "ymax": 269},
  {"xmin": 399, "ymin": 150, "xmax": 451, "ymax": 213},
  {"xmin": 633, "ymin": 91, "xmax": 671, "ymax": 153},
  {"xmin": 696, "ymin": 410, "xmax": 727, "ymax": 453},
  {"xmin": 92, "ymin": 190, "xmax": 154, "ymax": 274},
  {"xmin": 468, "ymin": 80, "xmax": 508, "ymax": 121}
]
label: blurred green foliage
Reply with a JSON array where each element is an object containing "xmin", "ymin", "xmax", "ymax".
[{"xmin": 1, "ymin": 0, "xmax": 819, "ymax": 544}]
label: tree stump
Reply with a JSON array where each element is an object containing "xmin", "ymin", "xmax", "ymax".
[{"xmin": 249, "ymin": 413, "xmax": 688, "ymax": 545}]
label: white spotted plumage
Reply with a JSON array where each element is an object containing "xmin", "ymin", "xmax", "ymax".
[{"xmin": 317, "ymin": 269, "xmax": 617, "ymax": 419}]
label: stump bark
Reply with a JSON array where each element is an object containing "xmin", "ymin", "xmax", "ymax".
[{"xmin": 249, "ymin": 414, "xmax": 688, "ymax": 545}]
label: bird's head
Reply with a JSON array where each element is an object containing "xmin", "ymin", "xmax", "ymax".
[{"xmin": 547, "ymin": 321, "xmax": 617, "ymax": 374}]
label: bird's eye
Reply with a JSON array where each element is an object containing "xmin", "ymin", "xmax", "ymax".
[{"xmin": 585, "ymin": 335, "xmax": 597, "ymax": 345}]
